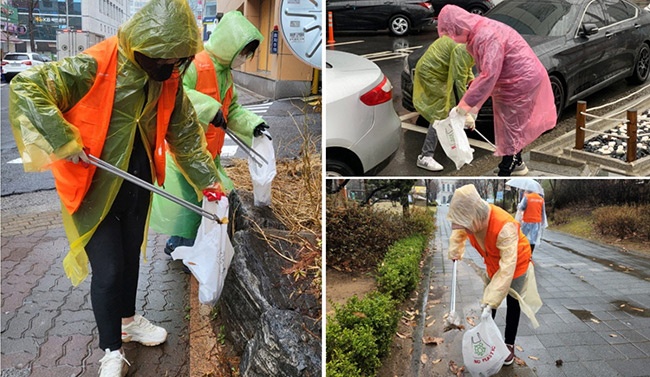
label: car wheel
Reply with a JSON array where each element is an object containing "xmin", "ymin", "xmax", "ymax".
[
  {"xmin": 627, "ymin": 43, "xmax": 650, "ymax": 85},
  {"xmin": 389, "ymin": 15, "xmax": 410, "ymax": 36},
  {"xmin": 326, "ymin": 159, "xmax": 357, "ymax": 177},
  {"xmin": 549, "ymin": 74, "xmax": 565, "ymax": 120},
  {"xmin": 416, "ymin": 115, "xmax": 430, "ymax": 128},
  {"xmin": 467, "ymin": 6, "xmax": 487, "ymax": 15},
  {"xmin": 5, "ymin": 73, "xmax": 15, "ymax": 83}
]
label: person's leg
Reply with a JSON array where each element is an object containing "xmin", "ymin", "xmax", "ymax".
[
  {"xmin": 504, "ymin": 294, "xmax": 521, "ymax": 345},
  {"xmin": 86, "ymin": 215, "xmax": 127, "ymax": 352},
  {"xmin": 530, "ymin": 243, "xmax": 536, "ymax": 254},
  {"xmin": 498, "ymin": 154, "xmax": 516, "ymax": 176},
  {"xmin": 417, "ymin": 122, "xmax": 444, "ymax": 171}
]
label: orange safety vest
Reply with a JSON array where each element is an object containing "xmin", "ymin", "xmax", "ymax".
[
  {"xmin": 50, "ymin": 36, "xmax": 178, "ymax": 214},
  {"xmin": 522, "ymin": 192, "xmax": 544, "ymax": 223},
  {"xmin": 193, "ymin": 50, "xmax": 233, "ymax": 158},
  {"xmin": 467, "ymin": 204, "xmax": 531, "ymax": 279}
]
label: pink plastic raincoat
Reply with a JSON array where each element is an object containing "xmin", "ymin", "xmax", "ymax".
[{"xmin": 437, "ymin": 5, "xmax": 556, "ymax": 156}]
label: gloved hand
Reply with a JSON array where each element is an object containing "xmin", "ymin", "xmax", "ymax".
[
  {"xmin": 480, "ymin": 304, "xmax": 492, "ymax": 320},
  {"xmin": 211, "ymin": 109, "xmax": 227, "ymax": 130},
  {"xmin": 254, "ymin": 123, "xmax": 272, "ymax": 140},
  {"xmin": 202, "ymin": 182, "xmax": 225, "ymax": 202},
  {"xmin": 66, "ymin": 150, "xmax": 90, "ymax": 166},
  {"xmin": 450, "ymin": 106, "xmax": 477, "ymax": 131}
]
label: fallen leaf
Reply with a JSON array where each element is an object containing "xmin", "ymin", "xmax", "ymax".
[
  {"xmin": 421, "ymin": 354, "xmax": 428, "ymax": 364},
  {"xmin": 396, "ymin": 332, "xmax": 408, "ymax": 339},
  {"xmin": 430, "ymin": 299, "xmax": 441, "ymax": 305},
  {"xmin": 514, "ymin": 357, "xmax": 527, "ymax": 366},
  {"xmin": 620, "ymin": 304, "xmax": 626, "ymax": 308},
  {"xmin": 528, "ymin": 356, "xmax": 539, "ymax": 361},
  {"xmin": 456, "ymin": 365, "xmax": 466, "ymax": 377},
  {"xmin": 609, "ymin": 334, "xmax": 618, "ymax": 338},
  {"xmin": 352, "ymin": 312, "xmax": 366, "ymax": 319},
  {"xmin": 423, "ymin": 336, "xmax": 444, "ymax": 345},
  {"xmin": 432, "ymin": 358, "xmax": 442, "ymax": 364},
  {"xmin": 555, "ymin": 359, "xmax": 563, "ymax": 367},
  {"xmin": 631, "ymin": 307, "xmax": 645, "ymax": 312},
  {"xmin": 443, "ymin": 313, "xmax": 449, "ymax": 319},
  {"xmin": 466, "ymin": 317, "xmax": 476, "ymax": 327},
  {"xmin": 187, "ymin": 261, "xmax": 197, "ymax": 265},
  {"xmin": 590, "ymin": 318, "xmax": 600, "ymax": 323},
  {"xmin": 449, "ymin": 360, "xmax": 459, "ymax": 374},
  {"xmin": 426, "ymin": 315, "xmax": 432, "ymax": 321},
  {"xmin": 515, "ymin": 345, "xmax": 524, "ymax": 352},
  {"xmin": 426, "ymin": 319, "xmax": 436, "ymax": 327}
]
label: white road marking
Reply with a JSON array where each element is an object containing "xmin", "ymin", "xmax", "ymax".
[{"xmin": 326, "ymin": 40, "xmax": 364, "ymax": 47}]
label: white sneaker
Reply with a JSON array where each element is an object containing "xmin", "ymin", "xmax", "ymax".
[
  {"xmin": 416, "ymin": 155, "xmax": 444, "ymax": 171},
  {"xmin": 121, "ymin": 314, "xmax": 168, "ymax": 346},
  {"xmin": 98, "ymin": 348, "xmax": 129, "ymax": 377},
  {"xmin": 511, "ymin": 161, "xmax": 529, "ymax": 176}
]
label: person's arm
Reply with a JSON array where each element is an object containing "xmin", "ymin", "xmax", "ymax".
[
  {"xmin": 481, "ymin": 222, "xmax": 518, "ymax": 308},
  {"xmin": 165, "ymin": 85, "xmax": 220, "ymax": 199},
  {"xmin": 448, "ymin": 228, "xmax": 468, "ymax": 260},
  {"xmin": 225, "ymin": 84, "xmax": 264, "ymax": 147},
  {"xmin": 517, "ymin": 195, "xmax": 528, "ymax": 211},
  {"xmin": 9, "ymin": 55, "xmax": 97, "ymax": 171},
  {"xmin": 181, "ymin": 63, "xmax": 221, "ymax": 130},
  {"xmin": 458, "ymin": 34, "xmax": 504, "ymax": 115}
]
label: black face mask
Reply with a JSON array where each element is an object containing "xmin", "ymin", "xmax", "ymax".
[{"xmin": 134, "ymin": 52, "xmax": 178, "ymax": 82}]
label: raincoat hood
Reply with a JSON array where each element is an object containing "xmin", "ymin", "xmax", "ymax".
[
  {"xmin": 204, "ymin": 11, "xmax": 264, "ymax": 67},
  {"xmin": 447, "ymin": 184, "xmax": 490, "ymax": 233},
  {"xmin": 437, "ymin": 5, "xmax": 482, "ymax": 43},
  {"xmin": 118, "ymin": 0, "xmax": 203, "ymax": 63}
]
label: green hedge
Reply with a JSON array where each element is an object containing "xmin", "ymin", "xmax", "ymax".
[{"xmin": 377, "ymin": 235, "xmax": 428, "ymax": 301}]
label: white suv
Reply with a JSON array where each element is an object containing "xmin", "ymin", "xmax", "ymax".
[{"xmin": 2, "ymin": 52, "xmax": 48, "ymax": 82}]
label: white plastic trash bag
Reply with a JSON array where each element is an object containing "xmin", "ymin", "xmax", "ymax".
[
  {"xmin": 248, "ymin": 134, "xmax": 276, "ymax": 206},
  {"xmin": 433, "ymin": 112, "xmax": 474, "ymax": 170},
  {"xmin": 462, "ymin": 309, "xmax": 510, "ymax": 377},
  {"xmin": 172, "ymin": 197, "xmax": 234, "ymax": 305}
]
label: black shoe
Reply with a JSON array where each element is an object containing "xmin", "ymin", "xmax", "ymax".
[
  {"xmin": 503, "ymin": 344, "xmax": 515, "ymax": 366},
  {"xmin": 164, "ymin": 244, "xmax": 174, "ymax": 256}
]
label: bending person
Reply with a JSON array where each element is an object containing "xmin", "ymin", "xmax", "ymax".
[{"xmin": 447, "ymin": 184, "xmax": 542, "ymax": 365}]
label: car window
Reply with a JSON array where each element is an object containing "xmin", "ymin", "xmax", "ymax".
[
  {"xmin": 4, "ymin": 54, "xmax": 30, "ymax": 61},
  {"xmin": 603, "ymin": 0, "xmax": 636, "ymax": 23},
  {"xmin": 32, "ymin": 54, "xmax": 43, "ymax": 62},
  {"xmin": 488, "ymin": 1, "xmax": 577, "ymax": 37},
  {"xmin": 583, "ymin": 1, "xmax": 608, "ymax": 28}
]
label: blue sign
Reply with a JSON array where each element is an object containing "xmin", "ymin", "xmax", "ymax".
[{"xmin": 270, "ymin": 29, "xmax": 279, "ymax": 54}]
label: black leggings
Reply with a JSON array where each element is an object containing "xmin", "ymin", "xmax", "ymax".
[
  {"xmin": 491, "ymin": 294, "xmax": 521, "ymax": 345},
  {"xmin": 497, "ymin": 151, "xmax": 523, "ymax": 176},
  {"xmin": 86, "ymin": 134, "xmax": 152, "ymax": 351}
]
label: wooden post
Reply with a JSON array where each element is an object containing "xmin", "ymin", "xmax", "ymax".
[
  {"xmin": 575, "ymin": 100, "xmax": 586, "ymax": 150},
  {"xmin": 626, "ymin": 109, "xmax": 638, "ymax": 163}
]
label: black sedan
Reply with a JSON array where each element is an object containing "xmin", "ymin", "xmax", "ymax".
[
  {"xmin": 431, "ymin": 0, "xmax": 497, "ymax": 16},
  {"xmin": 402, "ymin": 0, "xmax": 650, "ymax": 133},
  {"xmin": 326, "ymin": 0, "xmax": 436, "ymax": 36}
]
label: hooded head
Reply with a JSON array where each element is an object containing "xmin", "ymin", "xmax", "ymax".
[
  {"xmin": 204, "ymin": 11, "xmax": 264, "ymax": 68},
  {"xmin": 447, "ymin": 184, "xmax": 490, "ymax": 233},
  {"xmin": 437, "ymin": 5, "xmax": 482, "ymax": 44},
  {"xmin": 118, "ymin": 0, "xmax": 203, "ymax": 80}
]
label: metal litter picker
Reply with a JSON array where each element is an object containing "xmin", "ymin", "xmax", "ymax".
[
  {"xmin": 444, "ymin": 260, "xmax": 463, "ymax": 332},
  {"xmin": 87, "ymin": 154, "xmax": 227, "ymax": 224}
]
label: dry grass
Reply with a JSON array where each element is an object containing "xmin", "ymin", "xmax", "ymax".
[{"xmin": 224, "ymin": 102, "xmax": 322, "ymax": 302}]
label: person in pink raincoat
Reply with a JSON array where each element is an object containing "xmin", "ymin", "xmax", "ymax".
[{"xmin": 437, "ymin": 4, "xmax": 556, "ymax": 176}]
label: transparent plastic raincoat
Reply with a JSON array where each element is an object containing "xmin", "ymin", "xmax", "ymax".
[
  {"xmin": 447, "ymin": 185, "xmax": 542, "ymax": 328},
  {"xmin": 150, "ymin": 11, "xmax": 264, "ymax": 239},
  {"xmin": 437, "ymin": 5, "xmax": 556, "ymax": 156},
  {"xmin": 413, "ymin": 35, "xmax": 474, "ymax": 123},
  {"xmin": 9, "ymin": 0, "xmax": 219, "ymax": 286}
]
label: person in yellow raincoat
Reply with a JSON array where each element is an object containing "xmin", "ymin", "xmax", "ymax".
[
  {"xmin": 150, "ymin": 10, "xmax": 269, "ymax": 255},
  {"xmin": 447, "ymin": 184, "xmax": 542, "ymax": 366},
  {"xmin": 413, "ymin": 35, "xmax": 474, "ymax": 172},
  {"xmin": 9, "ymin": 0, "xmax": 221, "ymax": 375}
]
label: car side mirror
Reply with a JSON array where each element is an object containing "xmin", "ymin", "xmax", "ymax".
[{"xmin": 579, "ymin": 23, "xmax": 599, "ymax": 37}]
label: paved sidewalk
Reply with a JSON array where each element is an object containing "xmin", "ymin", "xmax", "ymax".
[
  {"xmin": 1, "ymin": 190, "xmax": 194, "ymax": 376},
  {"xmin": 418, "ymin": 205, "xmax": 650, "ymax": 377}
]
